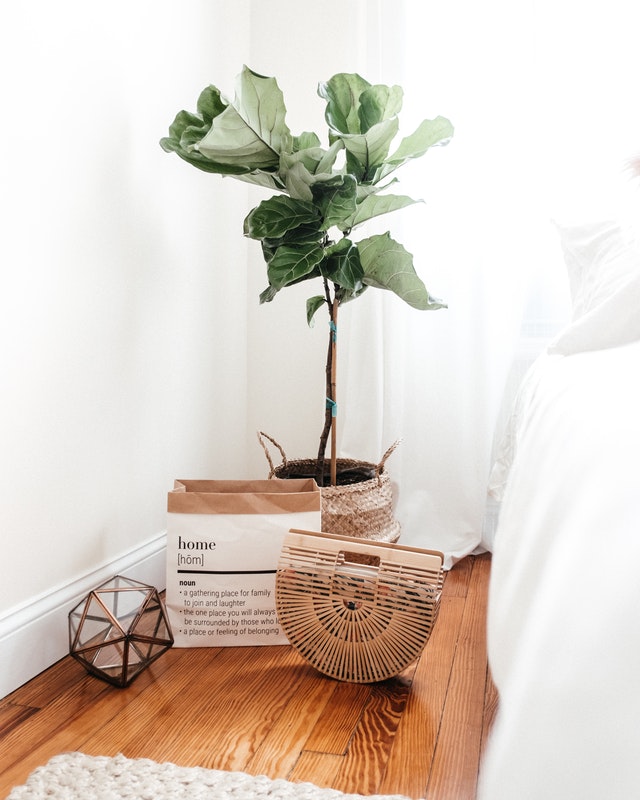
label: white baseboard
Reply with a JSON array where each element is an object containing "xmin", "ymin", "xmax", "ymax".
[{"xmin": 0, "ymin": 532, "xmax": 167, "ymax": 700}]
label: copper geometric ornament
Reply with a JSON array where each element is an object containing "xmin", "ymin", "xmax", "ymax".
[{"xmin": 68, "ymin": 575, "xmax": 174, "ymax": 688}]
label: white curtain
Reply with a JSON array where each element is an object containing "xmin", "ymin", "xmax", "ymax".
[{"xmin": 337, "ymin": 0, "xmax": 640, "ymax": 565}]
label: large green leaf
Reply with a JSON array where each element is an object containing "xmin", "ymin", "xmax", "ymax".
[
  {"xmin": 312, "ymin": 175, "xmax": 358, "ymax": 231},
  {"xmin": 244, "ymin": 196, "xmax": 320, "ymax": 240},
  {"xmin": 160, "ymin": 103, "xmax": 253, "ymax": 176},
  {"xmin": 358, "ymin": 84, "xmax": 403, "ymax": 132},
  {"xmin": 196, "ymin": 105, "xmax": 280, "ymax": 169},
  {"xmin": 315, "ymin": 139, "xmax": 345, "ymax": 174},
  {"xmin": 282, "ymin": 161, "xmax": 316, "ymax": 201},
  {"xmin": 321, "ymin": 238, "xmax": 364, "ymax": 291},
  {"xmin": 160, "ymin": 75, "xmax": 289, "ymax": 177},
  {"xmin": 234, "ymin": 171, "xmax": 287, "ymax": 191},
  {"xmin": 306, "ymin": 295, "xmax": 326, "ymax": 326},
  {"xmin": 293, "ymin": 131, "xmax": 321, "ymax": 150},
  {"xmin": 280, "ymin": 142, "xmax": 345, "ymax": 200},
  {"xmin": 336, "ymin": 284, "xmax": 369, "ymax": 304},
  {"xmin": 318, "ymin": 73, "xmax": 371, "ymax": 134},
  {"xmin": 354, "ymin": 177, "xmax": 399, "ymax": 201},
  {"xmin": 267, "ymin": 242, "xmax": 326, "ymax": 289},
  {"xmin": 196, "ymin": 84, "xmax": 228, "ymax": 123},
  {"xmin": 259, "ymin": 284, "xmax": 279, "ymax": 304},
  {"xmin": 260, "ymin": 223, "xmax": 324, "ymax": 264},
  {"xmin": 197, "ymin": 66, "xmax": 291, "ymax": 171},
  {"xmin": 349, "ymin": 193, "xmax": 421, "ymax": 228},
  {"xmin": 375, "ymin": 116, "xmax": 454, "ymax": 182},
  {"xmin": 358, "ymin": 233, "xmax": 447, "ymax": 310},
  {"xmin": 338, "ymin": 118, "xmax": 399, "ymax": 182},
  {"xmin": 280, "ymin": 147, "xmax": 327, "ymax": 176}
]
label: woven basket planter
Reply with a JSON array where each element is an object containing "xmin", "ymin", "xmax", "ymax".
[
  {"xmin": 276, "ymin": 529, "xmax": 444, "ymax": 682},
  {"xmin": 258, "ymin": 432, "xmax": 401, "ymax": 547}
]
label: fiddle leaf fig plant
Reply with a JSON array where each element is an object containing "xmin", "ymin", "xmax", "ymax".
[{"xmin": 161, "ymin": 65, "xmax": 453, "ymax": 485}]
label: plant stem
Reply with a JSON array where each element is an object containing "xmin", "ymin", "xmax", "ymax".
[
  {"xmin": 330, "ymin": 299, "xmax": 338, "ymax": 485},
  {"xmin": 316, "ymin": 280, "xmax": 338, "ymax": 486}
]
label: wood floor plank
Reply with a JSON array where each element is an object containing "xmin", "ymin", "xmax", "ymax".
[
  {"xmin": 287, "ymin": 751, "xmax": 345, "ymax": 787},
  {"xmin": 156, "ymin": 648, "xmax": 308, "ymax": 772},
  {"xmin": 376, "ymin": 594, "xmax": 466, "ymax": 799},
  {"xmin": 0, "ymin": 648, "xmax": 186, "ymax": 797},
  {"xmin": 74, "ymin": 648, "xmax": 229, "ymax": 762},
  {"xmin": 0, "ymin": 663, "xmax": 110, "ymax": 769},
  {"xmin": 0, "ymin": 651, "xmax": 174, "ymax": 777},
  {"xmin": 442, "ymin": 556, "xmax": 473, "ymax": 598},
  {"xmin": 2, "ymin": 657, "xmax": 92, "ymax": 709},
  {"xmin": 0, "ymin": 704, "xmax": 38, "ymax": 739},
  {"xmin": 82, "ymin": 645, "xmax": 304, "ymax": 772},
  {"xmin": 425, "ymin": 554, "xmax": 491, "ymax": 800},
  {"xmin": 242, "ymin": 664, "xmax": 333, "ymax": 779},
  {"xmin": 302, "ymin": 681, "xmax": 372, "ymax": 755},
  {"xmin": 329, "ymin": 676, "xmax": 413, "ymax": 796}
]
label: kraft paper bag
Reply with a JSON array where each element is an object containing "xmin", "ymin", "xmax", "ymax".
[{"xmin": 166, "ymin": 479, "xmax": 321, "ymax": 647}]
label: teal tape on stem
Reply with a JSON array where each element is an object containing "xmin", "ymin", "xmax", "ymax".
[
  {"xmin": 326, "ymin": 397, "xmax": 337, "ymax": 418},
  {"xmin": 329, "ymin": 320, "xmax": 337, "ymax": 342}
]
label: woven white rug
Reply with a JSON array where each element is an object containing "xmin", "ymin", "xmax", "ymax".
[{"xmin": 7, "ymin": 752, "xmax": 416, "ymax": 800}]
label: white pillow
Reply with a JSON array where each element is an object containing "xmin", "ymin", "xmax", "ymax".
[{"xmin": 548, "ymin": 220, "xmax": 640, "ymax": 355}]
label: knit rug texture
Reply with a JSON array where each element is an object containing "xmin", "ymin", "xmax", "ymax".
[{"xmin": 7, "ymin": 752, "xmax": 415, "ymax": 800}]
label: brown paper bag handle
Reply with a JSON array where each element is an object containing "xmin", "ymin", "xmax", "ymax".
[{"xmin": 257, "ymin": 431, "xmax": 288, "ymax": 478}]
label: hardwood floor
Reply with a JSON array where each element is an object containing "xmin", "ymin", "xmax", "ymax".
[{"xmin": 0, "ymin": 554, "xmax": 495, "ymax": 799}]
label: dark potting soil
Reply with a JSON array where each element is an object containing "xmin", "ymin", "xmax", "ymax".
[{"xmin": 284, "ymin": 466, "xmax": 377, "ymax": 486}]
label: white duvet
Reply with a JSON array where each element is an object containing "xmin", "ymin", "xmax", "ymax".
[{"xmin": 479, "ymin": 339, "xmax": 640, "ymax": 799}]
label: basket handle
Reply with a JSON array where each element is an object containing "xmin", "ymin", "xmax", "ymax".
[
  {"xmin": 257, "ymin": 431, "xmax": 288, "ymax": 478},
  {"xmin": 375, "ymin": 439, "xmax": 401, "ymax": 482},
  {"xmin": 258, "ymin": 433, "xmax": 400, "ymax": 482}
]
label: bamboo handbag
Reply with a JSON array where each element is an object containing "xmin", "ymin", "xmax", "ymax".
[{"xmin": 275, "ymin": 529, "xmax": 444, "ymax": 683}]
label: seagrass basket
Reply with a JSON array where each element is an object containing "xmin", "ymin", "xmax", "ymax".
[
  {"xmin": 258, "ymin": 432, "xmax": 401, "ymax": 548},
  {"xmin": 276, "ymin": 529, "xmax": 444, "ymax": 683}
]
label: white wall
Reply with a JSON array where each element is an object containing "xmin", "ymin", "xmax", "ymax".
[
  {"xmin": 0, "ymin": 0, "xmax": 257, "ymax": 608},
  {"xmin": 0, "ymin": 2, "xmax": 257, "ymax": 693},
  {"xmin": 0, "ymin": 0, "xmax": 376, "ymax": 696}
]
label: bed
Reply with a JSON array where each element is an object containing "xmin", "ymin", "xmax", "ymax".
[{"xmin": 478, "ymin": 217, "xmax": 640, "ymax": 799}]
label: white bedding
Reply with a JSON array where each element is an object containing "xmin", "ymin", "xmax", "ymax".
[{"xmin": 479, "ymin": 340, "xmax": 640, "ymax": 799}]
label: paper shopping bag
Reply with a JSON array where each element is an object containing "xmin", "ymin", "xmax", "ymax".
[{"xmin": 166, "ymin": 479, "xmax": 321, "ymax": 647}]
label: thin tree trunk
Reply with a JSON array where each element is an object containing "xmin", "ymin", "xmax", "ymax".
[
  {"xmin": 329, "ymin": 300, "xmax": 338, "ymax": 485},
  {"xmin": 316, "ymin": 282, "xmax": 338, "ymax": 486}
]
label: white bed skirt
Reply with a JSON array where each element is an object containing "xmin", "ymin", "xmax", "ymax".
[{"xmin": 479, "ymin": 340, "xmax": 640, "ymax": 799}]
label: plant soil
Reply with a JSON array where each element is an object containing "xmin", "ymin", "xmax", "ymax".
[{"xmin": 283, "ymin": 464, "xmax": 376, "ymax": 487}]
